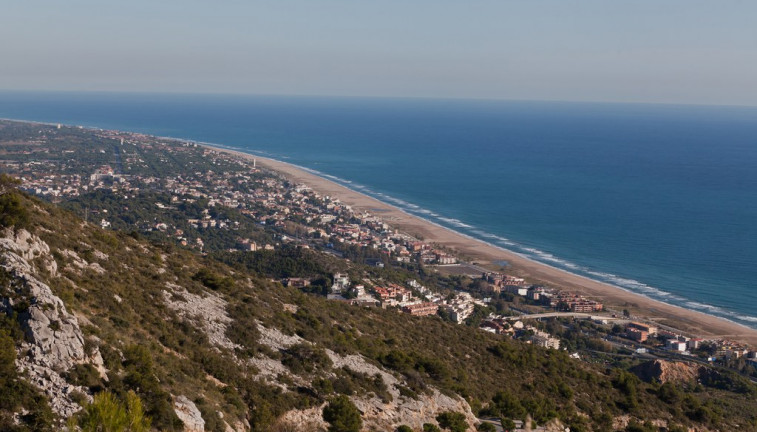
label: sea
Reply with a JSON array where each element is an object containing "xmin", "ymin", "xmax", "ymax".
[{"xmin": 1, "ymin": 91, "xmax": 756, "ymax": 328}]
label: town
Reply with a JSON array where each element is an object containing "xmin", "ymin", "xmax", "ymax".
[{"xmin": 3, "ymin": 120, "xmax": 755, "ymax": 379}]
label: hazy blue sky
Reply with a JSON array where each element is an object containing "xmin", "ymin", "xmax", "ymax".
[{"xmin": 2, "ymin": 1, "xmax": 756, "ymax": 105}]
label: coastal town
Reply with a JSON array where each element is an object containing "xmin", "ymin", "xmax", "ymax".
[{"xmin": 2, "ymin": 120, "xmax": 756, "ymax": 376}]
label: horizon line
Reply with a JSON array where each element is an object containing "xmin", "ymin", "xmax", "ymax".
[{"xmin": 2, "ymin": 88, "xmax": 757, "ymax": 110}]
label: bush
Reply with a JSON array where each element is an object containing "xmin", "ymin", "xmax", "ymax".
[
  {"xmin": 322, "ymin": 395, "xmax": 362, "ymax": 432},
  {"xmin": 65, "ymin": 363, "xmax": 103, "ymax": 392},
  {"xmin": 121, "ymin": 345, "xmax": 183, "ymax": 430},
  {"xmin": 282, "ymin": 343, "xmax": 333, "ymax": 374},
  {"xmin": 192, "ymin": 268, "xmax": 234, "ymax": 291},
  {"xmin": 436, "ymin": 411, "xmax": 468, "ymax": 432},
  {"xmin": 78, "ymin": 390, "xmax": 151, "ymax": 432},
  {"xmin": 0, "ymin": 191, "xmax": 28, "ymax": 229},
  {"xmin": 477, "ymin": 422, "xmax": 496, "ymax": 432},
  {"xmin": 501, "ymin": 418, "xmax": 516, "ymax": 431}
]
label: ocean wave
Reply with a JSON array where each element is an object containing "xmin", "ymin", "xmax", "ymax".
[
  {"xmin": 437, "ymin": 217, "xmax": 474, "ymax": 229},
  {"xmin": 684, "ymin": 301, "xmax": 757, "ymax": 323},
  {"xmin": 322, "ymin": 174, "xmax": 353, "ymax": 184}
]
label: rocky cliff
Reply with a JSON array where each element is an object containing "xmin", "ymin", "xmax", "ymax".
[{"xmin": 0, "ymin": 228, "xmax": 105, "ymax": 418}]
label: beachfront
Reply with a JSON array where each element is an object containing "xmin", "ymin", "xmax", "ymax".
[{"xmin": 214, "ymin": 149, "xmax": 757, "ymax": 346}]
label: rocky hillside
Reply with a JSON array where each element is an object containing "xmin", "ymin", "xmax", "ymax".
[{"xmin": 2, "ymin": 189, "xmax": 757, "ymax": 431}]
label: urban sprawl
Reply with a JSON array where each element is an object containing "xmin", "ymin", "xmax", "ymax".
[{"xmin": 3, "ymin": 121, "xmax": 755, "ymax": 371}]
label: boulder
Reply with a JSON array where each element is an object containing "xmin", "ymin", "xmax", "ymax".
[{"xmin": 174, "ymin": 395, "xmax": 205, "ymax": 432}]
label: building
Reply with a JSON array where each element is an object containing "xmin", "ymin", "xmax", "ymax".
[
  {"xmin": 505, "ymin": 285, "xmax": 529, "ymax": 296},
  {"xmin": 666, "ymin": 340, "xmax": 688, "ymax": 352},
  {"xmin": 331, "ymin": 273, "xmax": 350, "ymax": 293},
  {"xmin": 402, "ymin": 302, "xmax": 439, "ymax": 316},
  {"xmin": 626, "ymin": 328, "xmax": 649, "ymax": 343},
  {"xmin": 530, "ymin": 330, "xmax": 560, "ymax": 350},
  {"xmin": 688, "ymin": 338, "xmax": 703, "ymax": 351},
  {"xmin": 285, "ymin": 278, "xmax": 311, "ymax": 288},
  {"xmin": 236, "ymin": 239, "xmax": 258, "ymax": 251},
  {"xmin": 627, "ymin": 322, "xmax": 658, "ymax": 336},
  {"xmin": 444, "ymin": 303, "xmax": 475, "ymax": 324}
]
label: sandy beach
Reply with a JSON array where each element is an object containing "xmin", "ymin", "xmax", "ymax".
[{"xmin": 209, "ymin": 146, "xmax": 757, "ymax": 346}]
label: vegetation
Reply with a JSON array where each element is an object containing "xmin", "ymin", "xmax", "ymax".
[
  {"xmin": 2, "ymin": 123, "xmax": 757, "ymax": 431},
  {"xmin": 3, "ymin": 191, "xmax": 755, "ymax": 430},
  {"xmin": 322, "ymin": 395, "xmax": 362, "ymax": 432},
  {"xmin": 75, "ymin": 391, "xmax": 151, "ymax": 432},
  {"xmin": 436, "ymin": 411, "xmax": 469, "ymax": 432},
  {"xmin": 0, "ymin": 175, "xmax": 28, "ymax": 229}
]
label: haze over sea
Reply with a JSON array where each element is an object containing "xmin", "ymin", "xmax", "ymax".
[{"xmin": 2, "ymin": 91, "xmax": 757, "ymax": 328}]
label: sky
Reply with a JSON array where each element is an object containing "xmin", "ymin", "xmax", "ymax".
[{"xmin": 2, "ymin": 1, "xmax": 756, "ymax": 105}]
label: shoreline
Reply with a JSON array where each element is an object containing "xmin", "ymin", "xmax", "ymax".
[
  {"xmin": 201, "ymin": 144, "xmax": 757, "ymax": 346},
  {"xmin": 3, "ymin": 117, "xmax": 755, "ymax": 345}
]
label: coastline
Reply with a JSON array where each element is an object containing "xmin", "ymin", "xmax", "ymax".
[
  {"xmin": 203, "ymin": 144, "xmax": 757, "ymax": 346},
  {"xmin": 3, "ymin": 117, "xmax": 755, "ymax": 345}
]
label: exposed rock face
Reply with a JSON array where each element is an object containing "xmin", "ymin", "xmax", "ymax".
[
  {"xmin": 0, "ymin": 229, "xmax": 105, "ymax": 417},
  {"xmin": 631, "ymin": 359, "xmax": 700, "ymax": 384},
  {"xmin": 173, "ymin": 395, "xmax": 205, "ymax": 432},
  {"xmin": 223, "ymin": 418, "xmax": 251, "ymax": 432},
  {"xmin": 277, "ymin": 406, "xmax": 328, "ymax": 431},
  {"xmin": 257, "ymin": 322, "xmax": 303, "ymax": 351},
  {"xmin": 61, "ymin": 249, "xmax": 104, "ymax": 275},
  {"xmin": 326, "ymin": 350, "xmax": 477, "ymax": 430},
  {"xmin": 252, "ymin": 322, "xmax": 478, "ymax": 430},
  {"xmin": 356, "ymin": 387, "xmax": 477, "ymax": 431},
  {"xmin": 0, "ymin": 228, "xmax": 56, "ymax": 276},
  {"xmin": 163, "ymin": 282, "xmax": 240, "ymax": 351}
]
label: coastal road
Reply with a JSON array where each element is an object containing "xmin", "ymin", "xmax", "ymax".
[{"xmin": 501, "ymin": 312, "xmax": 623, "ymax": 321}]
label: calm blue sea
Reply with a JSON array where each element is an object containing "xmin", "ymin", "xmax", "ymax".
[{"xmin": 2, "ymin": 91, "xmax": 757, "ymax": 328}]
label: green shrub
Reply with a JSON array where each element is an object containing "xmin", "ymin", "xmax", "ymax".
[
  {"xmin": 192, "ymin": 268, "xmax": 234, "ymax": 291},
  {"xmin": 322, "ymin": 395, "xmax": 362, "ymax": 432},
  {"xmin": 65, "ymin": 363, "xmax": 103, "ymax": 392},
  {"xmin": 436, "ymin": 411, "xmax": 468, "ymax": 432},
  {"xmin": 78, "ymin": 390, "xmax": 151, "ymax": 432},
  {"xmin": 0, "ymin": 191, "xmax": 29, "ymax": 229},
  {"xmin": 281, "ymin": 343, "xmax": 332, "ymax": 374}
]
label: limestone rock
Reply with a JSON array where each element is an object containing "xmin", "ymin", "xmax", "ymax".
[
  {"xmin": 163, "ymin": 282, "xmax": 239, "ymax": 351},
  {"xmin": 174, "ymin": 395, "xmax": 205, "ymax": 432},
  {"xmin": 278, "ymin": 349, "xmax": 477, "ymax": 431},
  {"xmin": 0, "ymin": 228, "xmax": 56, "ymax": 276},
  {"xmin": 631, "ymin": 359, "xmax": 700, "ymax": 384},
  {"xmin": 354, "ymin": 388, "xmax": 477, "ymax": 431},
  {"xmin": 257, "ymin": 322, "xmax": 302, "ymax": 351},
  {"xmin": 1, "ymin": 229, "xmax": 105, "ymax": 417}
]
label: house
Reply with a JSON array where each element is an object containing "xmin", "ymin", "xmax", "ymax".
[
  {"xmin": 331, "ymin": 273, "xmax": 350, "ymax": 293},
  {"xmin": 666, "ymin": 340, "xmax": 688, "ymax": 352},
  {"xmin": 285, "ymin": 278, "xmax": 311, "ymax": 288},
  {"xmin": 530, "ymin": 330, "xmax": 560, "ymax": 350},
  {"xmin": 688, "ymin": 338, "xmax": 703, "ymax": 351}
]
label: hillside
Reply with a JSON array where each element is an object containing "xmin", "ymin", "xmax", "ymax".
[{"xmin": 1, "ymin": 182, "xmax": 757, "ymax": 430}]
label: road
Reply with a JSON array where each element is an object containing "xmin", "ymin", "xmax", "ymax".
[{"xmin": 501, "ymin": 311, "xmax": 624, "ymax": 321}]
